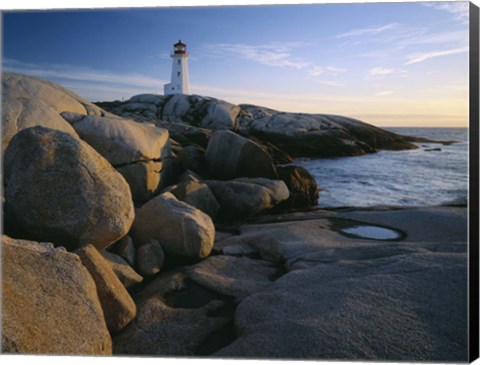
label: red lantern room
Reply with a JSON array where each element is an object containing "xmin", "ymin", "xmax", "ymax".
[{"xmin": 173, "ymin": 40, "xmax": 187, "ymax": 54}]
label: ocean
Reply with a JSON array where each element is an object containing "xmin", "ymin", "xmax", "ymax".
[{"xmin": 294, "ymin": 127, "xmax": 469, "ymax": 208}]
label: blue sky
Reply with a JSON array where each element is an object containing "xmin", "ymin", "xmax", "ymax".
[{"xmin": 2, "ymin": 1, "xmax": 470, "ymax": 126}]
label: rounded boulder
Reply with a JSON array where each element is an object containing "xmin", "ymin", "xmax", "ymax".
[
  {"xmin": 3, "ymin": 126, "xmax": 135, "ymax": 250},
  {"xmin": 131, "ymin": 193, "xmax": 215, "ymax": 259}
]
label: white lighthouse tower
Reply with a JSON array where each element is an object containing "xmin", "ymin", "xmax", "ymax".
[{"xmin": 164, "ymin": 40, "xmax": 190, "ymax": 95}]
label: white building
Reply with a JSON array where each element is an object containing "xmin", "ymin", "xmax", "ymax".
[{"xmin": 163, "ymin": 40, "xmax": 190, "ymax": 95}]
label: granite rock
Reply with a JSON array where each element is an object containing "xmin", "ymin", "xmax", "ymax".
[
  {"xmin": 77, "ymin": 244, "xmax": 137, "ymax": 333},
  {"xmin": 206, "ymin": 178, "xmax": 289, "ymax": 218},
  {"xmin": 101, "ymin": 250, "xmax": 143, "ymax": 290},
  {"xmin": 132, "ymin": 193, "xmax": 215, "ymax": 259},
  {"xmin": 135, "ymin": 240, "xmax": 165, "ymax": 277},
  {"xmin": 205, "ymin": 130, "xmax": 277, "ymax": 180},
  {"xmin": 3, "ymin": 126, "xmax": 135, "ymax": 250},
  {"xmin": 2, "ymin": 236, "xmax": 112, "ymax": 355}
]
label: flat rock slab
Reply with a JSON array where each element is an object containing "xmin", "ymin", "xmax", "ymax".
[
  {"xmin": 219, "ymin": 218, "xmax": 380, "ymax": 265},
  {"xmin": 335, "ymin": 206, "xmax": 468, "ymax": 243},
  {"xmin": 212, "ymin": 206, "xmax": 468, "ymax": 361},
  {"xmin": 188, "ymin": 255, "xmax": 280, "ymax": 300},
  {"xmin": 2, "ymin": 236, "xmax": 112, "ymax": 355},
  {"xmin": 215, "ymin": 251, "xmax": 467, "ymax": 361},
  {"xmin": 219, "ymin": 206, "xmax": 467, "ymax": 269},
  {"xmin": 113, "ymin": 269, "xmax": 231, "ymax": 356}
]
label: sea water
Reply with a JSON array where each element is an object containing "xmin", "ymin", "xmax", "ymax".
[{"xmin": 295, "ymin": 128, "xmax": 468, "ymax": 208}]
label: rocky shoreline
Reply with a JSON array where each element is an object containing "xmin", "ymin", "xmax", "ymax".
[
  {"xmin": 95, "ymin": 93, "xmax": 422, "ymax": 158},
  {"xmin": 1, "ymin": 72, "xmax": 468, "ymax": 360}
]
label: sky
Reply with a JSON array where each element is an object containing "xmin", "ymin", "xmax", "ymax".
[{"xmin": 1, "ymin": 1, "xmax": 471, "ymax": 127}]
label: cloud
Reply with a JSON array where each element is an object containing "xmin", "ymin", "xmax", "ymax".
[
  {"xmin": 202, "ymin": 42, "xmax": 310, "ymax": 69},
  {"xmin": 367, "ymin": 67, "xmax": 408, "ymax": 78},
  {"xmin": 365, "ymin": 67, "xmax": 408, "ymax": 79},
  {"xmin": 405, "ymin": 46, "xmax": 468, "ymax": 65},
  {"xmin": 3, "ymin": 58, "xmax": 168, "ymax": 100},
  {"xmin": 203, "ymin": 42, "xmax": 346, "ymax": 87},
  {"xmin": 325, "ymin": 66, "xmax": 347, "ymax": 75},
  {"xmin": 314, "ymin": 80, "xmax": 346, "ymax": 87},
  {"xmin": 395, "ymin": 30, "xmax": 467, "ymax": 49},
  {"xmin": 353, "ymin": 113, "xmax": 467, "ymax": 127},
  {"xmin": 308, "ymin": 65, "xmax": 346, "ymax": 77},
  {"xmin": 3, "ymin": 58, "xmax": 167, "ymax": 89},
  {"xmin": 424, "ymin": 2, "xmax": 469, "ymax": 24},
  {"xmin": 343, "ymin": 18, "xmax": 467, "ymax": 61},
  {"xmin": 367, "ymin": 67, "xmax": 395, "ymax": 76},
  {"xmin": 375, "ymin": 91, "xmax": 394, "ymax": 97},
  {"xmin": 309, "ymin": 66, "xmax": 324, "ymax": 76},
  {"xmin": 58, "ymin": 80, "xmax": 152, "ymax": 101},
  {"xmin": 336, "ymin": 23, "xmax": 398, "ymax": 38}
]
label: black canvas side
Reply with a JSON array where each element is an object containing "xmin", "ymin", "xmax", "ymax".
[{"xmin": 469, "ymin": 1, "xmax": 480, "ymax": 362}]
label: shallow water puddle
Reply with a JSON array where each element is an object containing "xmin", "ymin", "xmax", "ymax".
[{"xmin": 340, "ymin": 225, "xmax": 402, "ymax": 240}]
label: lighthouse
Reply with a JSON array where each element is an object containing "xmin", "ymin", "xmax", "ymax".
[{"xmin": 163, "ymin": 40, "xmax": 190, "ymax": 95}]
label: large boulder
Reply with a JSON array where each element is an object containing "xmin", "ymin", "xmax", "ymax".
[
  {"xmin": 111, "ymin": 235, "xmax": 136, "ymax": 266},
  {"xmin": 115, "ymin": 160, "xmax": 164, "ymax": 204},
  {"xmin": 205, "ymin": 130, "xmax": 277, "ymax": 180},
  {"xmin": 101, "ymin": 250, "xmax": 143, "ymax": 291},
  {"xmin": 131, "ymin": 193, "xmax": 215, "ymax": 259},
  {"xmin": 155, "ymin": 121, "xmax": 212, "ymax": 148},
  {"xmin": 61, "ymin": 113, "xmax": 169, "ymax": 166},
  {"xmin": 101, "ymin": 93, "xmax": 239, "ymax": 132},
  {"xmin": 179, "ymin": 169, "xmax": 202, "ymax": 184},
  {"xmin": 275, "ymin": 165, "xmax": 319, "ymax": 210},
  {"xmin": 76, "ymin": 245, "xmax": 137, "ymax": 333},
  {"xmin": 2, "ymin": 236, "xmax": 112, "ymax": 355},
  {"xmin": 238, "ymin": 105, "xmax": 418, "ymax": 157},
  {"xmin": 174, "ymin": 145, "xmax": 208, "ymax": 177},
  {"xmin": 61, "ymin": 113, "xmax": 170, "ymax": 203},
  {"xmin": 160, "ymin": 94, "xmax": 239, "ymax": 130},
  {"xmin": 1, "ymin": 72, "xmax": 107, "ymax": 153},
  {"xmin": 246, "ymin": 136, "xmax": 294, "ymax": 164},
  {"xmin": 96, "ymin": 92, "xmax": 421, "ymax": 159},
  {"xmin": 135, "ymin": 240, "xmax": 165, "ymax": 278},
  {"xmin": 168, "ymin": 145, "xmax": 208, "ymax": 186},
  {"xmin": 170, "ymin": 180, "xmax": 220, "ymax": 219},
  {"xmin": 205, "ymin": 178, "xmax": 289, "ymax": 218},
  {"xmin": 128, "ymin": 94, "xmax": 165, "ymax": 105},
  {"xmin": 3, "ymin": 126, "xmax": 135, "ymax": 250},
  {"xmin": 200, "ymin": 99, "xmax": 241, "ymax": 130}
]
